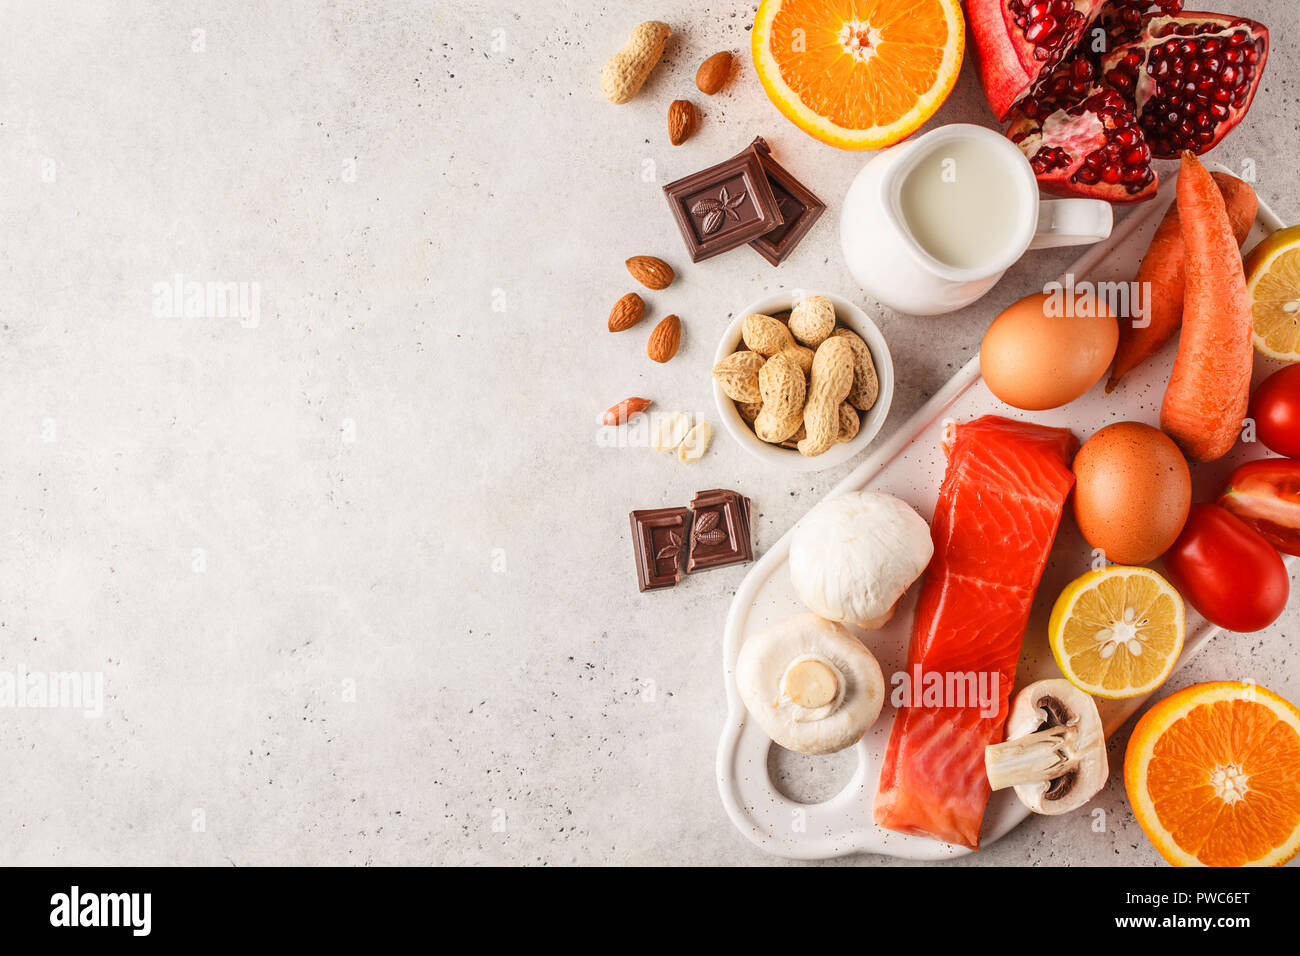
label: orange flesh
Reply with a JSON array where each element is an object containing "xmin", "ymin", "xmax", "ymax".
[
  {"xmin": 1147, "ymin": 699, "xmax": 1300, "ymax": 866},
  {"xmin": 769, "ymin": 0, "xmax": 950, "ymax": 130}
]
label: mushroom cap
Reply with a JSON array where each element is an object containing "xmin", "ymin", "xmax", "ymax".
[
  {"xmin": 735, "ymin": 612, "xmax": 885, "ymax": 756},
  {"xmin": 1006, "ymin": 678, "xmax": 1108, "ymax": 815},
  {"xmin": 789, "ymin": 492, "xmax": 934, "ymax": 630}
]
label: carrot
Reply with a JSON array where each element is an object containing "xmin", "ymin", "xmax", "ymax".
[
  {"xmin": 1159, "ymin": 153, "xmax": 1254, "ymax": 462},
  {"xmin": 1107, "ymin": 171, "xmax": 1257, "ymax": 392}
]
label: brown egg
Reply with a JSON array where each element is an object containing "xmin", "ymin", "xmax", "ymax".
[
  {"xmin": 1073, "ymin": 422, "xmax": 1192, "ymax": 565},
  {"xmin": 980, "ymin": 291, "xmax": 1118, "ymax": 411}
]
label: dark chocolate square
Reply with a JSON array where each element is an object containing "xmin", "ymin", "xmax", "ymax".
[
  {"xmin": 662, "ymin": 144, "xmax": 784, "ymax": 263},
  {"xmin": 686, "ymin": 489, "xmax": 753, "ymax": 574},
  {"xmin": 746, "ymin": 138, "xmax": 826, "ymax": 267},
  {"xmin": 630, "ymin": 507, "xmax": 691, "ymax": 591}
]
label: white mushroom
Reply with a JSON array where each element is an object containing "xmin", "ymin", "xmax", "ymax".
[
  {"xmin": 789, "ymin": 491, "xmax": 933, "ymax": 630},
  {"xmin": 985, "ymin": 679, "xmax": 1108, "ymax": 815},
  {"xmin": 735, "ymin": 612, "xmax": 885, "ymax": 755}
]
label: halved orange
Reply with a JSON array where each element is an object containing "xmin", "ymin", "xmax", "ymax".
[
  {"xmin": 1125, "ymin": 681, "xmax": 1300, "ymax": 867},
  {"xmin": 752, "ymin": 0, "xmax": 964, "ymax": 151}
]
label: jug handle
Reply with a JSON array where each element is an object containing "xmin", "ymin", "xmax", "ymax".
[{"xmin": 1028, "ymin": 199, "xmax": 1113, "ymax": 250}]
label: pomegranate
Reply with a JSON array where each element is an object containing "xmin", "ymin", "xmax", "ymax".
[
  {"xmin": 970, "ymin": 2, "xmax": 1270, "ymax": 201},
  {"xmin": 968, "ymin": 0, "xmax": 1108, "ymax": 120},
  {"xmin": 1099, "ymin": 1, "xmax": 1185, "ymax": 46},
  {"xmin": 1008, "ymin": 86, "xmax": 1158, "ymax": 202},
  {"xmin": 1102, "ymin": 13, "xmax": 1269, "ymax": 157}
]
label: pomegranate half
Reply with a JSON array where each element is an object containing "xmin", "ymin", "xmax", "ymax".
[{"xmin": 1102, "ymin": 13, "xmax": 1269, "ymax": 158}]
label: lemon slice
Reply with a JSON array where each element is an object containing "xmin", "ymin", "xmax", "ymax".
[
  {"xmin": 1048, "ymin": 567, "xmax": 1185, "ymax": 699},
  {"xmin": 1245, "ymin": 223, "xmax": 1300, "ymax": 362}
]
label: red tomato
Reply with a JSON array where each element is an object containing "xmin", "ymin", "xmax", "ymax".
[
  {"xmin": 1163, "ymin": 503, "xmax": 1290, "ymax": 633},
  {"xmin": 1250, "ymin": 365, "xmax": 1300, "ymax": 458},
  {"xmin": 1220, "ymin": 458, "xmax": 1300, "ymax": 556}
]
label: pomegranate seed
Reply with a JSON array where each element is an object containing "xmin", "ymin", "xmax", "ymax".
[
  {"xmin": 1025, "ymin": 17, "xmax": 1057, "ymax": 45},
  {"xmin": 1124, "ymin": 166, "xmax": 1151, "ymax": 185}
]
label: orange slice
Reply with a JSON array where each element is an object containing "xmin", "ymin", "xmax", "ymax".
[
  {"xmin": 1125, "ymin": 681, "xmax": 1300, "ymax": 867},
  {"xmin": 752, "ymin": 0, "xmax": 964, "ymax": 151}
]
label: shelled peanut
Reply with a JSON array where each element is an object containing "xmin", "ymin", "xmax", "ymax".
[{"xmin": 711, "ymin": 297, "xmax": 879, "ymax": 458}]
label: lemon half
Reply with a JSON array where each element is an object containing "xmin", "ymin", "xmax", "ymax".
[
  {"xmin": 1246, "ymin": 223, "xmax": 1300, "ymax": 362},
  {"xmin": 1049, "ymin": 567, "xmax": 1185, "ymax": 699}
]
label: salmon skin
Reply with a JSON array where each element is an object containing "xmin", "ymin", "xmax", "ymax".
[{"xmin": 874, "ymin": 415, "xmax": 1078, "ymax": 849}]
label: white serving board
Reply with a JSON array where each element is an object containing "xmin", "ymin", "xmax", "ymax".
[{"xmin": 717, "ymin": 169, "xmax": 1292, "ymax": 861}]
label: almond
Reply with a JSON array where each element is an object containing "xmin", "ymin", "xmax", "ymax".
[
  {"xmin": 602, "ymin": 397, "xmax": 652, "ymax": 426},
  {"xmin": 696, "ymin": 51, "xmax": 733, "ymax": 95},
  {"xmin": 647, "ymin": 314, "xmax": 681, "ymax": 363},
  {"xmin": 608, "ymin": 292, "xmax": 645, "ymax": 332},
  {"xmin": 625, "ymin": 255, "xmax": 674, "ymax": 291},
  {"xmin": 667, "ymin": 100, "xmax": 698, "ymax": 146}
]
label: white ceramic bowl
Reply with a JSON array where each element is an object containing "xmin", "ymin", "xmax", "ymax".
[{"xmin": 712, "ymin": 291, "xmax": 894, "ymax": 472}]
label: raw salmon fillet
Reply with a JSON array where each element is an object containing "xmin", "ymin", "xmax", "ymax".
[{"xmin": 874, "ymin": 415, "xmax": 1078, "ymax": 849}]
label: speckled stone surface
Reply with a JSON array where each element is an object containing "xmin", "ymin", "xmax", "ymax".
[{"xmin": 1, "ymin": 1, "xmax": 1298, "ymax": 866}]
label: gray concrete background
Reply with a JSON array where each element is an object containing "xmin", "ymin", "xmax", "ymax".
[{"xmin": 1, "ymin": 1, "xmax": 1297, "ymax": 865}]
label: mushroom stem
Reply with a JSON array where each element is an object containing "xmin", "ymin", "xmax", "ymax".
[{"xmin": 985, "ymin": 725, "xmax": 1079, "ymax": 791}]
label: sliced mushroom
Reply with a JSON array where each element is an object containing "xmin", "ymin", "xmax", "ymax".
[
  {"xmin": 984, "ymin": 679, "xmax": 1108, "ymax": 815},
  {"xmin": 735, "ymin": 612, "xmax": 884, "ymax": 755}
]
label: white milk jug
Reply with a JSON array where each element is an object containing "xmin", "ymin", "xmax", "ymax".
[{"xmin": 840, "ymin": 123, "xmax": 1113, "ymax": 316}]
